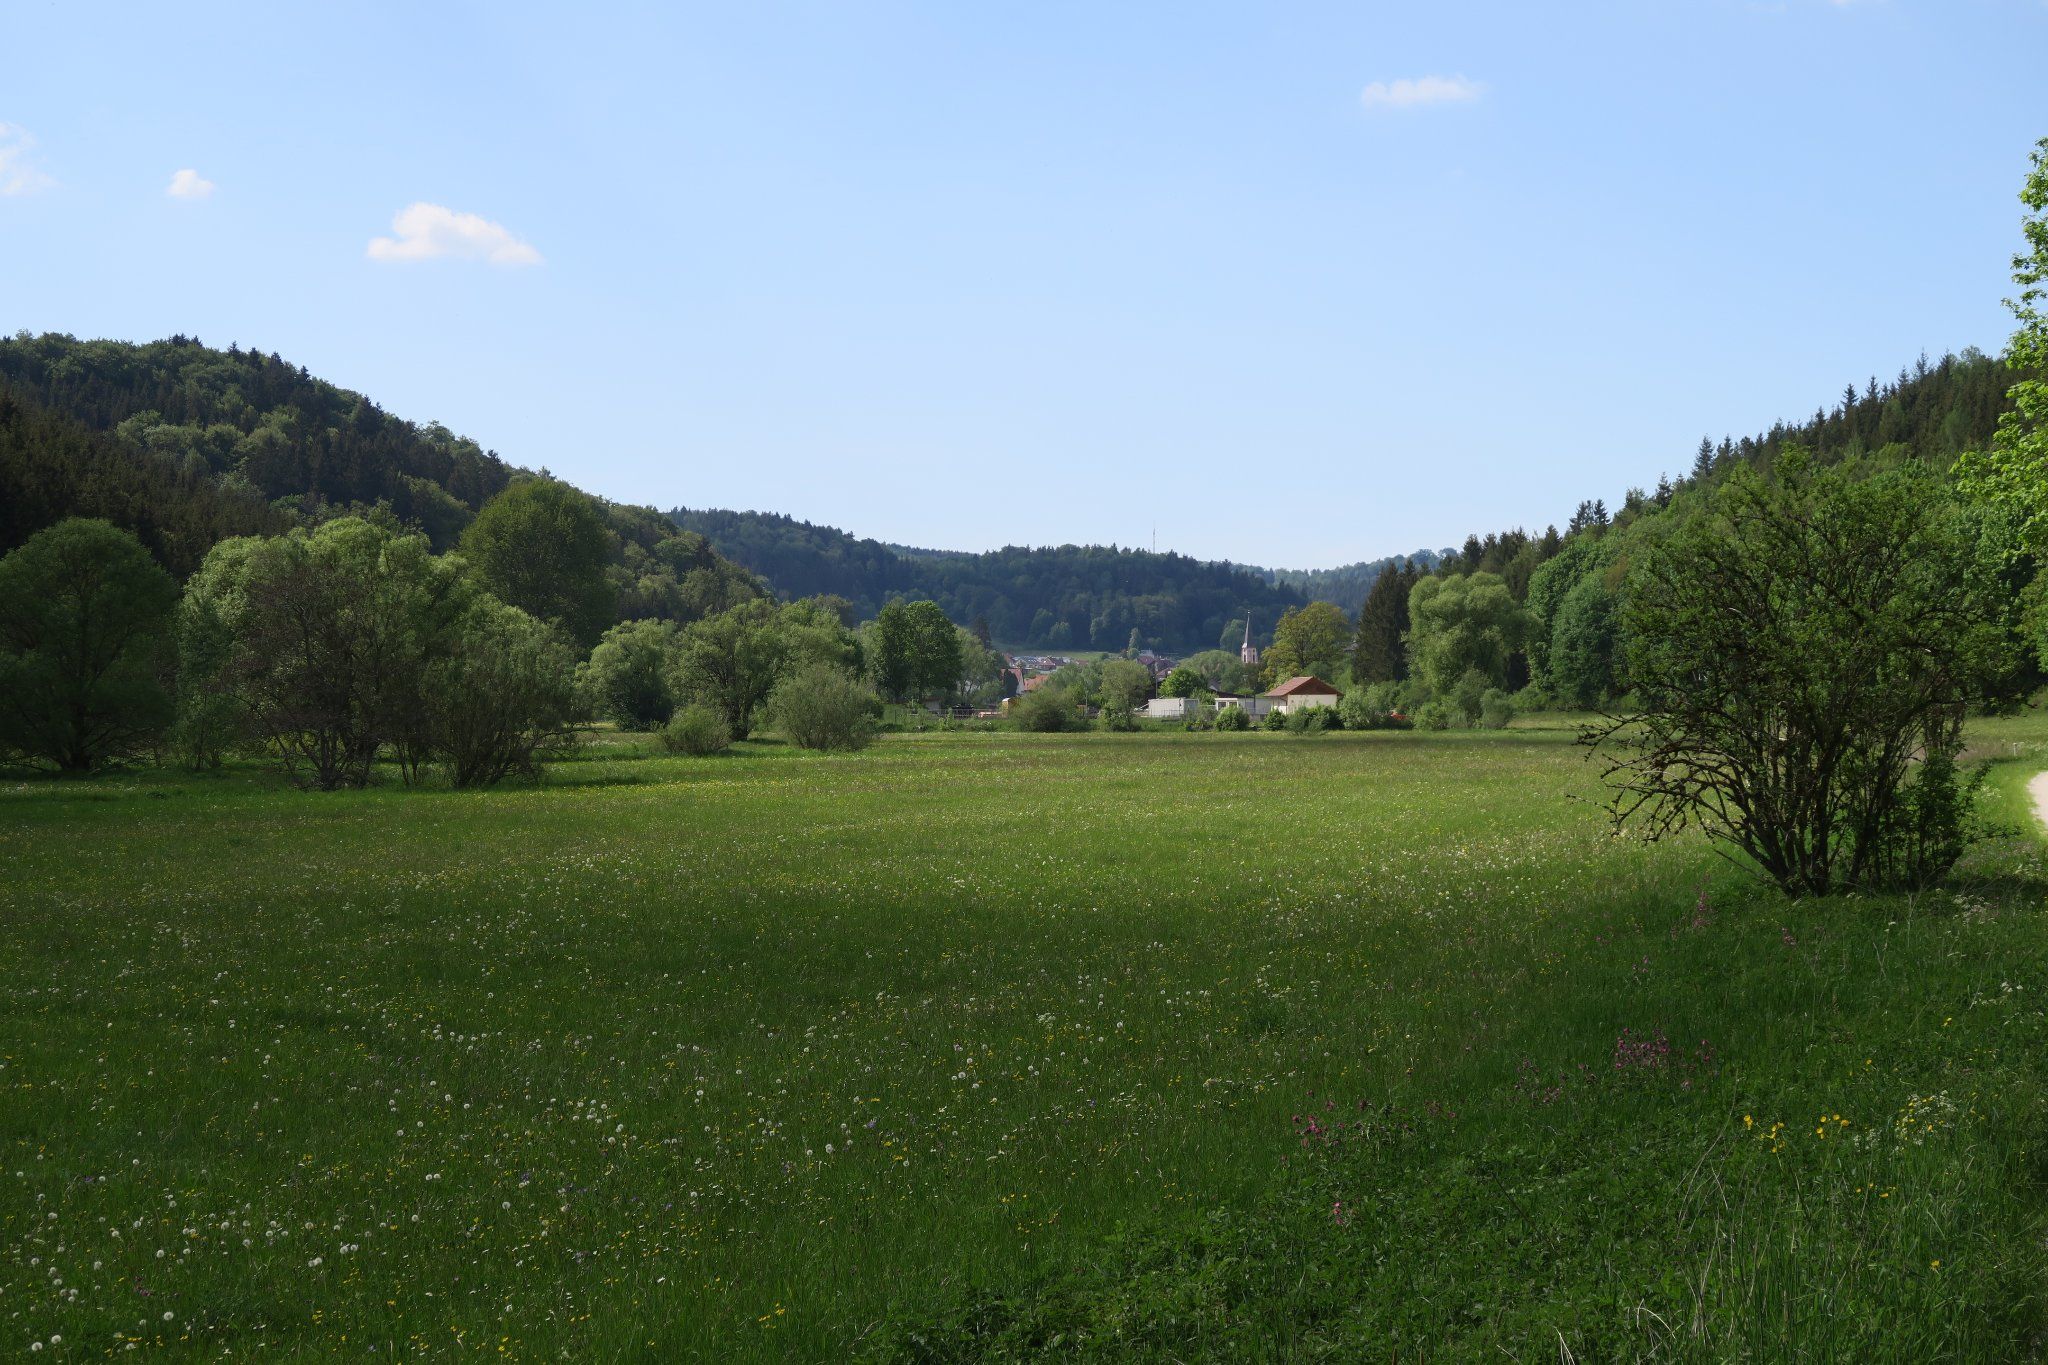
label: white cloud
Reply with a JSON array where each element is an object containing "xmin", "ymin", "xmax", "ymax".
[
  {"xmin": 1359, "ymin": 75, "xmax": 1485, "ymax": 111},
  {"xmin": 0, "ymin": 123, "xmax": 55, "ymax": 196},
  {"xmin": 166, "ymin": 168, "xmax": 215, "ymax": 200},
  {"xmin": 366, "ymin": 202, "xmax": 542, "ymax": 266}
]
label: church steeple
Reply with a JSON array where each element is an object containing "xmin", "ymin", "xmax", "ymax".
[{"xmin": 1239, "ymin": 615, "xmax": 1260, "ymax": 667}]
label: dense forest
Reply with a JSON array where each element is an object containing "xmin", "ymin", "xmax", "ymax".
[
  {"xmin": 1367, "ymin": 345, "xmax": 2032, "ymax": 720},
  {"xmin": 0, "ymin": 333, "xmax": 761, "ymax": 624},
  {"xmin": 1255, "ymin": 550, "xmax": 1448, "ymax": 615},
  {"xmin": 668, "ymin": 506, "xmax": 1316, "ymax": 651}
]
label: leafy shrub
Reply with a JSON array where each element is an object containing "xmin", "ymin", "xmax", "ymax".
[
  {"xmin": 426, "ymin": 600, "xmax": 577, "ymax": 787},
  {"xmin": 1479, "ymin": 688, "xmax": 1516, "ymax": 730},
  {"xmin": 1589, "ymin": 454, "xmax": 2002, "ymax": 895},
  {"xmin": 1450, "ymin": 667, "xmax": 1490, "ymax": 727},
  {"xmin": 1863, "ymin": 750, "xmax": 1989, "ymax": 891},
  {"xmin": 1213, "ymin": 705, "xmax": 1251, "ymax": 732},
  {"xmin": 1414, "ymin": 701, "xmax": 1453, "ymax": 731},
  {"xmin": 576, "ymin": 619, "xmax": 678, "ymax": 730},
  {"xmin": 1339, "ymin": 691, "xmax": 1412, "ymax": 731},
  {"xmin": 1361, "ymin": 681, "xmax": 1409, "ymax": 714},
  {"xmin": 1286, "ymin": 705, "xmax": 1336, "ymax": 734},
  {"xmin": 659, "ymin": 704, "xmax": 731, "ymax": 756},
  {"xmin": 1260, "ymin": 707, "xmax": 1288, "ymax": 731},
  {"xmin": 768, "ymin": 663, "xmax": 878, "ymax": 752},
  {"xmin": 1012, "ymin": 686, "xmax": 1085, "ymax": 733},
  {"xmin": 1099, "ymin": 703, "xmax": 1140, "ymax": 732}
]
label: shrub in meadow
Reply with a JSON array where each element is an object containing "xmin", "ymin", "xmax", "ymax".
[
  {"xmin": 577, "ymin": 619, "xmax": 680, "ymax": 730},
  {"xmin": 1479, "ymin": 688, "xmax": 1516, "ymax": 730},
  {"xmin": 1213, "ymin": 705, "xmax": 1251, "ymax": 732},
  {"xmin": 1589, "ymin": 452, "xmax": 2005, "ymax": 895},
  {"xmin": 768, "ymin": 662, "xmax": 878, "ymax": 752},
  {"xmin": 1414, "ymin": 700, "xmax": 1453, "ymax": 731},
  {"xmin": 425, "ymin": 599, "xmax": 577, "ymax": 787},
  {"xmin": 1261, "ymin": 707, "xmax": 1288, "ymax": 731},
  {"xmin": 660, "ymin": 703, "xmax": 731, "ymax": 755},
  {"xmin": 1098, "ymin": 703, "xmax": 1140, "ymax": 732},
  {"xmin": 1013, "ymin": 686, "xmax": 1085, "ymax": 733},
  {"xmin": 1286, "ymin": 705, "xmax": 1335, "ymax": 734},
  {"xmin": 1450, "ymin": 667, "xmax": 1491, "ymax": 726}
]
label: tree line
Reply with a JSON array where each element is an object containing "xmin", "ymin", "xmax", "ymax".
[
  {"xmin": 668, "ymin": 506, "xmax": 1313, "ymax": 652},
  {"xmin": 0, "ymin": 477, "xmax": 1006, "ymax": 783}
]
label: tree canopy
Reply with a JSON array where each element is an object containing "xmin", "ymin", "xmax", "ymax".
[
  {"xmin": 1589, "ymin": 455, "xmax": 2007, "ymax": 896},
  {"xmin": 0, "ymin": 518, "xmax": 178, "ymax": 771},
  {"xmin": 459, "ymin": 480, "xmax": 618, "ymax": 649}
]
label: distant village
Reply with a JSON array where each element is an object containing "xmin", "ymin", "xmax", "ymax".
[{"xmin": 959, "ymin": 621, "xmax": 1343, "ymax": 722}]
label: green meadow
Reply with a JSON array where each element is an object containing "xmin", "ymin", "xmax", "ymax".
[{"xmin": 6, "ymin": 718, "xmax": 2048, "ymax": 1359}]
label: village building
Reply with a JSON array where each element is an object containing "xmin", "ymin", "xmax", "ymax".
[
  {"xmin": 1213, "ymin": 692, "xmax": 1275, "ymax": 719},
  {"xmin": 1264, "ymin": 675, "xmax": 1343, "ymax": 713}
]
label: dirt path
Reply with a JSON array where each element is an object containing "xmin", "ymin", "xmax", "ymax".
[{"xmin": 2030, "ymin": 771, "xmax": 2048, "ymax": 834}]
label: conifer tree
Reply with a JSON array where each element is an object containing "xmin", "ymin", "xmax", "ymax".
[{"xmin": 1351, "ymin": 560, "xmax": 1414, "ymax": 685}]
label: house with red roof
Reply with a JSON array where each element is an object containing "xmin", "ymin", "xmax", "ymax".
[{"xmin": 1263, "ymin": 675, "xmax": 1343, "ymax": 714}]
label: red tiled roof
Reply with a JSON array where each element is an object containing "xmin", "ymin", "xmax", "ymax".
[{"xmin": 1265, "ymin": 675, "xmax": 1341, "ymax": 697}]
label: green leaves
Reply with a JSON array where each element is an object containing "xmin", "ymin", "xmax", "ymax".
[
  {"xmin": 0, "ymin": 518, "xmax": 177, "ymax": 771},
  {"xmin": 1956, "ymin": 139, "xmax": 2048, "ymax": 559}
]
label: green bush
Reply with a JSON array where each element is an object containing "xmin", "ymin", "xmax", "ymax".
[
  {"xmin": 768, "ymin": 663, "xmax": 878, "ymax": 752},
  {"xmin": 1012, "ymin": 686, "xmax": 1085, "ymax": 733},
  {"xmin": 1260, "ymin": 707, "xmax": 1288, "ymax": 731},
  {"xmin": 1286, "ymin": 705, "xmax": 1335, "ymax": 734},
  {"xmin": 1414, "ymin": 701, "xmax": 1453, "ymax": 731},
  {"xmin": 1098, "ymin": 703, "xmax": 1140, "ymax": 732},
  {"xmin": 1479, "ymin": 688, "xmax": 1516, "ymax": 731},
  {"xmin": 659, "ymin": 704, "xmax": 732, "ymax": 756},
  {"xmin": 1339, "ymin": 691, "xmax": 1412, "ymax": 731},
  {"xmin": 1450, "ymin": 667, "xmax": 1490, "ymax": 727},
  {"xmin": 427, "ymin": 600, "xmax": 577, "ymax": 787},
  {"xmin": 1212, "ymin": 705, "xmax": 1251, "ymax": 732},
  {"xmin": 577, "ymin": 619, "xmax": 679, "ymax": 730},
  {"xmin": 1361, "ymin": 681, "xmax": 1409, "ymax": 714}
]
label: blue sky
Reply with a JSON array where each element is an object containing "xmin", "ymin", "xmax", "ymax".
[{"xmin": 3, "ymin": 2, "xmax": 2044, "ymax": 568}]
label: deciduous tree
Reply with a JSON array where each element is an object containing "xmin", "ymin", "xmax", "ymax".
[
  {"xmin": 1587, "ymin": 455, "xmax": 2006, "ymax": 896},
  {"xmin": 0, "ymin": 518, "xmax": 177, "ymax": 771},
  {"xmin": 459, "ymin": 479, "xmax": 616, "ymax": 648}
]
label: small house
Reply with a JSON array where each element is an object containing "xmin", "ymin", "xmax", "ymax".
[{"xmin": 1265, "ymin": 675, "xmax": 1342, "ymax": 714}]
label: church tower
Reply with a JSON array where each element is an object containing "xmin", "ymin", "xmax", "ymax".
[{"xmin": 1240, "ymin": 615, "xmax": 1260, "ymax": 667}]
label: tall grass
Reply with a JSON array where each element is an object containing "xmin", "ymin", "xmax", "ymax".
[{"xmin": 2, "ymin": 717, "xmax": 2045, "ymax": 1358}]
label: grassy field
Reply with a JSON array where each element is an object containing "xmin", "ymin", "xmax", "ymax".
[{"xmin": 5, "ymin": 717, "xmax": 2048, "ymax": 1359}]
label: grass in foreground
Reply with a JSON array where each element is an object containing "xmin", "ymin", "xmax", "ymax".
[{"xmin": 3, "ymin": 717, "xmax": 2047, "ymax": 1359}]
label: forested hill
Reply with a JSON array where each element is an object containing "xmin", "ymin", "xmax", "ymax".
[
  {"xmin": 668, "ymin": 506, "xmax": 1319, "ymax": 651},
  {"xmin": 0, "ymin": 335, "xmax": 761, "ymax": 625},
  {"xmin": 1381, "ymin": 345, "xmax": 2034, "ymax": 716},
  {"xmin": 1257, "ymin": 551, "xmax": 1449, "ymax": 615},
  {"xmin": 0, "ymin": 333, "xmax": 523, "ymax": 561}
]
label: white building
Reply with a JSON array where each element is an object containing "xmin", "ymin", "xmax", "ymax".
[
  {"xmin": 1141, "ymin": 696, "xmax": 1202, "ymax": 721},
  {"xmin": 1266, "ymin": 675, "xmax": 1343, "ymax": 714}
]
